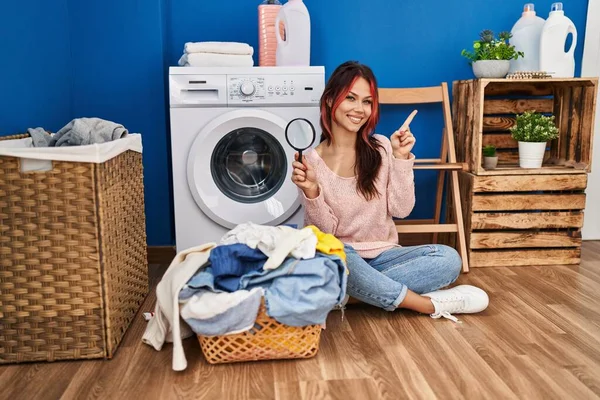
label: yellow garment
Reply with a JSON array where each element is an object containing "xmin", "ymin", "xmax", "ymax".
[{"xmin": 307, "ymin": 225, "xmax": 346, "ymax": 263}]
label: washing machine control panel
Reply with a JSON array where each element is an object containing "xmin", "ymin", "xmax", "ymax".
[
  {"xmin": 229, "ymin": 77, "xmax": 265, "ymax": 101},
  {"xmin": 227, "ymin": 74, "xmax": 324, "ymax": 105}
]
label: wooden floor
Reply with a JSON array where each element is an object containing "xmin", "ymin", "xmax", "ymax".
[{"xmin": 2, "ymin": 242, "xmax": 600, "ymax": 400}]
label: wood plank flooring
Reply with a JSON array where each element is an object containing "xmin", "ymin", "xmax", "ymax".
[{"xmin": 1, "ymin": 242, "xmax": 600, "ymax": 399}]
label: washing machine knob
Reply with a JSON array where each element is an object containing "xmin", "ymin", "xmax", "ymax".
[{"xmin": 240, "ymin": 81, "xmax": 255, "ymax": 96}]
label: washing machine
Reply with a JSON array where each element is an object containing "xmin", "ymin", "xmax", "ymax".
[{"xmin": 169, "ymin": 66, "xmax": 325, "ymax": 252}]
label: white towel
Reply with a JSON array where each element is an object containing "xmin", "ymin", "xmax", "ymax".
[
  {"xmin": 178, "ymin": 52, "xmax": 254, "ymax": 67},
  {"xmin": 141, "ymin": 243, "xmax": 216, "ymax": 371},
  {"xmin": 184, "ymin": 41, "xmax": 254, "ymax": 56}
]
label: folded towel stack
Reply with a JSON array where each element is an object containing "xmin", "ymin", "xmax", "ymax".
[{"xmin": 178, "ymin": 42, "xmax": 254, "ymax": 67}]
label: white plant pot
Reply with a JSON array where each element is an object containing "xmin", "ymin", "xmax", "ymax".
[
  {"xmin": 518, "ymin": 141, "xmax": 547, "ymax": 168},
  {"xmin": 472, "ymin": 60, "xmax": 510, "ymax": 78}
]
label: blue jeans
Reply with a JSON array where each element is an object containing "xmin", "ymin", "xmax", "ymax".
[{"xmin": 345, "ymin": 244, "xmax": 462, "ymax": 311}]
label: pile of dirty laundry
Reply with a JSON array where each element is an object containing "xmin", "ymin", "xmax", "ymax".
[{"xmin": 142, "ymin": 222, "xmax": 348, "ymax": 371}]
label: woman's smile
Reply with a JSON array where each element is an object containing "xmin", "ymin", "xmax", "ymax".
[{"xmin": 347, "ymin": 115, "xmax": 363, "ymax": 124}]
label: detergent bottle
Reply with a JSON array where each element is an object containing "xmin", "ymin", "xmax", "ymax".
[
  {"xmin": 539, "ymin": 2, "xmax": 578, "ymax": 77},
  {"xmin": 258, "ymin": 0, "xmax": 282, "ymax": 66},
  {"xmin": 509, "ymin": 3, "xmax": 545, "ymax": 73},
  {"xmin": 275, "ymin": 0, "xmax": 311, "ymax": 66}
]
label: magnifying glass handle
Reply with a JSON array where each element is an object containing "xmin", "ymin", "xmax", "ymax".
[{"xmin": 298, "ymin": 150, "xmax": 303, "ymax": 164}]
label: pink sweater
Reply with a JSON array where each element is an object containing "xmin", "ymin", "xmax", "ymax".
[{"xmin": 301, "ymin": 134, "xmax": 416, "ymax": 259}]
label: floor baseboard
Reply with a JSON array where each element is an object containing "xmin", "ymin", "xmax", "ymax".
[{"xmin": 147, "ymin": 246, "xmax": 176, "ymax": 265}]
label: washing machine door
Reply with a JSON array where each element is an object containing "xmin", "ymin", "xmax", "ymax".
[{"xmin": 187, "ymin": 109, "xmax": 301, "ymax": 229}]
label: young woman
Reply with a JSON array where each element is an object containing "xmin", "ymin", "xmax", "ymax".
[{"xmin": 291, "ymin": 61, "xmax": 488, "ymax": 322}]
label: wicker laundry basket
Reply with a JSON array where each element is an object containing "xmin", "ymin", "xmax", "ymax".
[
  {"xmin": 0, "ymin": 133, "xmax": 149, "ymax": 364},
  {"xmin": 197, "ymin": 299, "xmax": 322, "ymax": 364}
]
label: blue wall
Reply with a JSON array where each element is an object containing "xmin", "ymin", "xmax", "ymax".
[
  {"xmin": 0, "ymin": 1, "xmax": 72, "ymax": 133},
  {"xmin": 67, "ymin": 0, "xmax": 173, "ymax": 247},
  {"xmin": 1, "ymin": 0, "xmax": 590, "ymax": 246}
]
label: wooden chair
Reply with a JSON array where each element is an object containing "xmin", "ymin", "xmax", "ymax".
[{"xmin": 378, "ymin": 83, "xmax": 469, "ymax": 273}]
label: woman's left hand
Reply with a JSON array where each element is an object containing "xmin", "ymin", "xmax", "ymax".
[{"xmin": 391, "ymin": 110, "xmax": 417, "ymax": 159}]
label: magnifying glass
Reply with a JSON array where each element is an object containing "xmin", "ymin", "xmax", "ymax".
[{"xmin": 285, "ymin": 118, "xmax": 316, "ymax": 163}]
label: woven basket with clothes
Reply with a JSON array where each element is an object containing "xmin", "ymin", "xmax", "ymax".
[
  {"xmin": 0, "ymin": 132, "xmax": 148, "ymax": 363},
  {"xmin": 185, "ymin": 224, "xmax": 348, "ymax": 365}
]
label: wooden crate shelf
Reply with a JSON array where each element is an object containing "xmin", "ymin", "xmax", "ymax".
[
  {"xmin": 452, "ymin": 78, "xmax": 598, "ymax": 175},
  {"xmin": 458, "ymin": 172, "xmax": 586, "ymax": 268}
]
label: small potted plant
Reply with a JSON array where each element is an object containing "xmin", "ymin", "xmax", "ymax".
[
  {"xmin": 482, "ymin": 145, "xmax": 498, "ymax": 169},
  {"xmin": 510, "ymin": 110, "xmax": 560, "ymax": 168},
  {"xmin": 461, "ymin": 30, "xmax": 524, "ymax": 78}
]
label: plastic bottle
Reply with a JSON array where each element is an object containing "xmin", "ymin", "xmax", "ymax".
[
  {"xmin": 539, "ymin": 2, "xmax": 578, "ymax": 77},
  {"xmin": 258, "ymin": 0, "xmax": 283, "ymax": 66},
  {"xmin": 275, "ymin": 0, "xmax": 311, "ymax": 66},
  {"xmin": 509, "ymin": 3, "xmax": 546, "ymax": 73}
]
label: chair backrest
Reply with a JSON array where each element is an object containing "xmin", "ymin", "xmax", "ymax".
[
  {"xmin": 378, "ymin": 86, "xmax": 444, "ymax": 105},
  {"xmin": 377, "ymin": 83, "xmax": 457, "ymax": 165}
]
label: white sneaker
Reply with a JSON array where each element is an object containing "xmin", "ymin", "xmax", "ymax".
[{"xmin": 422, "ymin": 285, "xmax": 489, "ymax": 323}]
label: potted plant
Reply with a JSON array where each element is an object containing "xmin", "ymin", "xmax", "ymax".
[
  {"xmin": 482, "ymin": 145, "xmax": 498, "ymax": 169},
  {"xmin": 510, "ymin": 110, "xmax": 560, "ymax": 168},
  {"xmin": 461, "ymin": 30, "xmax": 524, "ymax": 78}
]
